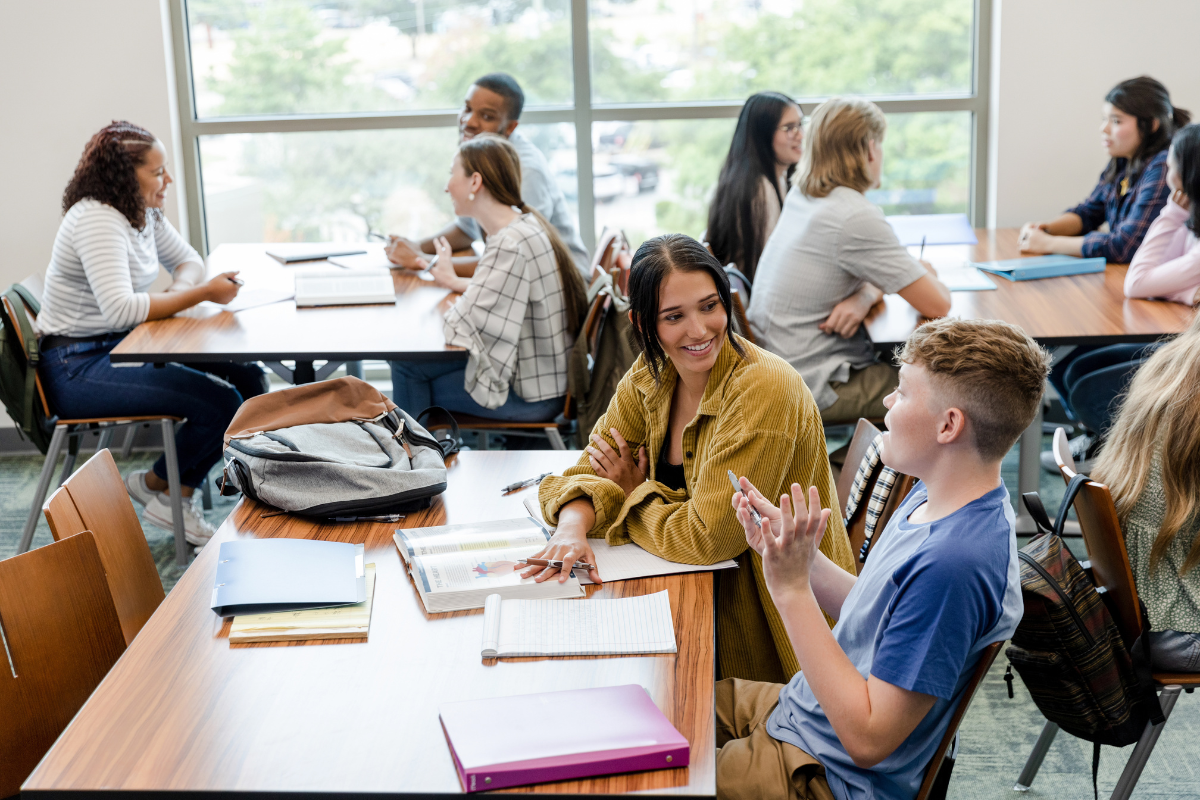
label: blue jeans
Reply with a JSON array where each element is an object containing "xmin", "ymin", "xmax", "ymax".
[
  {"xmin": 1049, "ymin": 343, "xmax": 1161, "ymax": 435},
  {"xmin": 1149, "ymin": 629, "xmax": 1200, "ymax": 672},
  {"xmin": 40, "ymin": 333, "xmax": 268, "ymax": 487},
  {"xmin": 388, "ymin": 360, "xmax": 564, "ymax": 422}
]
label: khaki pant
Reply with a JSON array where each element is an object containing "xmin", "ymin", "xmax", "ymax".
[
  {"xmin": 820, "ymin": 362, "xmax": 900, "ymax": 424},
  {"xmin": 716, "ymin": 679, "xmax": 835, "ymax": 800}
]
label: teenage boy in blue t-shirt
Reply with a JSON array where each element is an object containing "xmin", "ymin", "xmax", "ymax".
[{"xmin": 721, "ymin": 318, "xmax": 1052, "ymax": 800}]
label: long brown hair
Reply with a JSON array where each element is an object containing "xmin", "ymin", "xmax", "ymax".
[
  {"xmin": 457, "ymin": 134, "xmax": 587, "ymax": 334},
  {"xmin": 63, "ymin": 121, "xmax": 158, "ymax": 230},
  {"xmin": 1093, "ymin": 308, "xmax": 1200, "ymax": 577}
]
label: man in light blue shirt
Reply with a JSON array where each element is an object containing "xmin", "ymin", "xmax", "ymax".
[
  {"xmin": 385, "ymin": 73, "xmax": 589, "ymax": 279},
  {"xmin": 723, "ymin": 319, "xmax": 1050, "ymax": 800}
]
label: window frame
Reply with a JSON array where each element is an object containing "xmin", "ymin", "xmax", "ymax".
[{"xmin": 168, "ymin": 0, "xmax": 993, "ymax": 256}]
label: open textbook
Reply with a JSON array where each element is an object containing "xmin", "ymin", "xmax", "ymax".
[
  {"xmin": 393, "ymin": 523, "xmax": 584, "ymax": 613},
  {"xmin": 522, "ymin": 497, "xmax": 738, "ymax": 583},
  {"xmin": 481, "ymin": 590, "xmax": 677, "ymax": 658}
]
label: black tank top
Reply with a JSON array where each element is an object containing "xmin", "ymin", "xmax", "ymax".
[{"xmin": 656, "ymin": 433, "xmax": 687, "ymax": 492}]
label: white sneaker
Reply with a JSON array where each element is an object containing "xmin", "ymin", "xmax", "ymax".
[
  {"xmin": 143, "ymin": 492, "xmax": 216, "ymax": 546},
  {"xmin": 124, "ymin": 469, "xmax": 159, "ymax": 507}
]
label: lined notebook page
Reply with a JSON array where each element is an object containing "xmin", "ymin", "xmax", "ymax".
[{"xmin": 481, "ymin": 590, "xmax": 676, "ymax": 658}]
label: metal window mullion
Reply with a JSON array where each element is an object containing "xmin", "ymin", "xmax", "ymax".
[
  {"xmin": 971, "ymin": 0, "xmax": 994, "ymax": 228},
  {"xmin": 170, "ymin": 0, "xmax": 207, "ymax": 255},
  {"xmin": 570, "ymin": 0, "xmax": 595, "ymax": 253}
]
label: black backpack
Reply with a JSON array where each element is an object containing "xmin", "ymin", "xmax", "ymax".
[
  {"xmin": 0, "ymin": 285, "xmax": 55, "ymax": 454},
  {"xmin": 1005, "ymin": 475, "xmax": 1163, "ymax": 798}
]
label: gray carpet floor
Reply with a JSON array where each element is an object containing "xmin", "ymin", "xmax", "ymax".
[{"xmin": 1, "ymin": 439, "xmax": 1196, "ymax": 798}]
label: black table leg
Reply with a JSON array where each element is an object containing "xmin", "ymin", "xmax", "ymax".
[{"xmin": 293, "ymin": 361, "xmax": 316, "ymax": 383}]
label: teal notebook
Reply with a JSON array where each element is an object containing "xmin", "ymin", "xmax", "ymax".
[{"xmin": 972, "ymin": 255, "xmax": 1106, "ymax": 282}]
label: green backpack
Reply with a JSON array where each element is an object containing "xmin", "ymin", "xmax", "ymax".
[{"xmin": 0, "ymin": 284, "xmax": 56, "ymax": 454}]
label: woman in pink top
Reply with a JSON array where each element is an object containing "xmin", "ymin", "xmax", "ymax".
[{"xmin": 1126, "ymin": 124, "xmax": 1200, "ymax": 305}]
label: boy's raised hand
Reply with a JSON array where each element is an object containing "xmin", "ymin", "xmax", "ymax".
[{"xmin": 760, "ymin": 484, "xmax": 830, "ymax": 601}]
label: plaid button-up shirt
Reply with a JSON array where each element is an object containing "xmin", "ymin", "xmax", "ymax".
[
  {"xmin": 443, "ymin": 213, "xmax": 573, "ymax": 410},
  {"xmin": 1068, "ymin": 149, "xmax": 1170, "ymax": 263}
]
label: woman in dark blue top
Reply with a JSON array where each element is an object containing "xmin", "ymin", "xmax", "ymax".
[{"xmin": 1019, "ymin": 76, "xmax": 1189, "ymax": 263}]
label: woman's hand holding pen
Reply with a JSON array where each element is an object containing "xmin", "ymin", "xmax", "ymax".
[
  {"xmin": 204, "ymin": 271, "xmax": 242, "ymax": 305},
  {"xmin": 587, "ymin": 428, "xmax": 647, "ymax": 497},
  {"xmin": 419, "ymin": 236, "xmax": 465, "ymax": 291},
  {"xmin": 520, "ymin": 517, "xmax": 602, "ymax": 585},
  {"xmin": 731, "ymin": 476, "xmax": 785, "ymax": 555}
]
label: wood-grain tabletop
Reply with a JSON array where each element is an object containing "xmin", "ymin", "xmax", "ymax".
[
  {"xmin": 110, "ymin": 244, "xmax": 468, "ymax": 364},
  {"xmin": 23, "ymin": 450, "xmax": 716, "ymax": 799},
  {"xmin": 864, "ymin": 228, "xmax": 1194, "ymax": 347}
]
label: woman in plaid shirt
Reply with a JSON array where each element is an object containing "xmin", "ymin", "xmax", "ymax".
[
  {"xmin": 1019, "ymin": 76, "xmax": 1188, "ymax": 263},
  {"xmin": 388, "ymin": 135, "xmax": 587, "ymax": 421}
]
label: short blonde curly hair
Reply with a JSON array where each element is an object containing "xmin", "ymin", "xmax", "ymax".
[{"xmin": 898, "ymin": 318, "xmax": 1052, "ymax": 461}]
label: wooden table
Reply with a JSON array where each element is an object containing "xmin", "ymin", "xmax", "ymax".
[
  {"xmin": 864, "ymin": 228, "xmax": 1193, "ymax": 533},
  {"xmin": 23, "ymin": 451, "xmax": 716, "ymax": 799},
  {"xmin": 864, "ymin": 229, "xmax": 1193, "ymax": 347},
  {"xmin": 110, "ymin": 244, "xmax": 466, "ymax": 383}
]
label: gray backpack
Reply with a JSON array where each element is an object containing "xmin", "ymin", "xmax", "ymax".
[{"xmin": 220, "ymin": 377, "xmax": 457, "ymax": 519}]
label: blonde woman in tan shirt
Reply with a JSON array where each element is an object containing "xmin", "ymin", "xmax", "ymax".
[{"xmin": 526, "ymin": 234, "xmax": 856, "ymax": 683}]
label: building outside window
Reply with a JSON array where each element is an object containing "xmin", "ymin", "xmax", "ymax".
[{"xmin": 174, "ymin": 0, "xmax": 989, "ymax": 255}]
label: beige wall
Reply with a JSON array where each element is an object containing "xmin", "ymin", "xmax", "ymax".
[
  {"xmin": 0, "ymin": 0, "xmax": 184, "ymax": 291},
  {"xmin": 989, "ymin": 0, "xmax": 1200, "ymax": 228}
]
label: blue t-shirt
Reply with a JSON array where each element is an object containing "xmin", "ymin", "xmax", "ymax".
[{"xmin": 767, "ymin": 481, "xmax": 1022, "ymax": 800}]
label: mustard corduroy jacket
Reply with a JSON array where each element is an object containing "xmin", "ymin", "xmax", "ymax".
[{"xmin": 540, "ymin": 335, "xmax": 855, "ymax": 682}]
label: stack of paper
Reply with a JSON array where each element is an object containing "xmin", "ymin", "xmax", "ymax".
[
  {"xmin": 293, "ymin": 268, "xmax": 396, "ymax": 307},
  {"xmin": 210, "ymin": 540, "xmax": 366, "ymax": 616},
  {"xmin": 229, "ymin": 564, "xmax": 378, "ymax": 643}
]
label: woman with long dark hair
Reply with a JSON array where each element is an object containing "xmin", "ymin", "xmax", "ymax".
[
  {"xmin": 38, "ymin": 121, "xmax": 267, "ymax": 547},
  {"xmin": 706, "ymin": 92, "xmax": 803, "ymax": 282},
  {"xmin": 526, "ymin": 234, "xmax": 856, "ymax": 683},
  {"xmin": 388, "ymin": 133, "xmax": 587, "ymax": 421},
  {"xmin": 1019, "ymin": 76, "xmax": 1190, "ymax": 261}
]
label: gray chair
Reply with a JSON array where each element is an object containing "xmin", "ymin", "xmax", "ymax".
[{"xmin": 5, "ymin": 291, "xmax": 191, "ymax": 567}]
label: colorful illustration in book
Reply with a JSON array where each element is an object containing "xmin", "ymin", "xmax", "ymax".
[{"xmin": 473, "ymin": 560, "xmax": 518, "ymax": 578}]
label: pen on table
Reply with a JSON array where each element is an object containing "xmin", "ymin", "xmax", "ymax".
[
  {"xmin": 501, "ymin": 471, "xmax": 552, "ymax": 494},
  {"xmin": 919, "ymin": 235, "xmax": 926, "ymax": 261},
  {"xmin": 727, "ymin": 469, "xmax": 762, "ymax": 528},
  {"xmin": 332, "ymin": 513, "xmax": 405, "ymax": 523},
  {"xmin": 518, "ymin": 557, "xmax": 595, "ymax": 572}
]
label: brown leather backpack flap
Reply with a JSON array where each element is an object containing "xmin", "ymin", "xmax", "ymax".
[{"xmin": 223, "ymin": 376, "xmax": 397, "ymax": 445}]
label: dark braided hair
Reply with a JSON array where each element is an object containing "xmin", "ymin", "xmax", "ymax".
[{"xmin": 62, "ymin": 121, "xmax": 159, "ymax": 231}]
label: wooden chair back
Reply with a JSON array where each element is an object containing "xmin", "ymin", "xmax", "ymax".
[
  {"xmin": 43, "ymin": 449, "xmax": 164, "ymax": 645},
  {"xmin": 914, "ymin": 640, "xmax": 1004, "ymax": 800},
  {"xmin": 2, "ymin": 292, "xmax": 52, "ymax": 418},
  {"xmin": 1051, "ymin": 427, "xmax": 1143, "ymax": 646},
  {"xmin": 0, "ymin": 531, "xmax": 126, "ymax": 798},
  {"xmin": 590, "ymin": 228, "xmax": 631, "ymax": 292},
  {"xmin": 561, "ymin": 287, "xmax": 613, "ymax": 421},
  {"xmin": 835, "ymin": 419, "xmax": 914, "ymax": 574}
]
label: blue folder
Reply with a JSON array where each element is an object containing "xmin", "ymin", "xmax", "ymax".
[
  {"xmin": 211, "ymin": 539, "xmax": 366, "ymax": 616},
  {"xmin": 972, "ymin": 255, "xmax": 1106, "ymax": 282}
]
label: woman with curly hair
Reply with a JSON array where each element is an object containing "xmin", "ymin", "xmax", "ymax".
[{"xmin": 38, "ymin": 121, "xmax": 268, "ymax": 548}]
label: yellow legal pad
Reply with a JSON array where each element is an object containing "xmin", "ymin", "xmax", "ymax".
[{"xmin": 229, "ymin": 563, "xmax": 377, "ymax": 643}]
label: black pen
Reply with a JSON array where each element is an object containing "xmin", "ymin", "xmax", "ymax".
[
  {"xmin": 919, "ymin": 235, "xmax": 926, "ymax": 261},
  {"xmin": 502, "ymin": 472, "xmax": 552, "ymax": 494}
]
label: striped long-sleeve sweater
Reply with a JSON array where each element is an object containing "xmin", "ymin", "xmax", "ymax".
[
  {"xmin": 540, "ymin": 334, "xmax": 856, "ymax": 682},
  {"xmin": 37, "ymin": 199, "xmax": 201, "ymax": 337}
]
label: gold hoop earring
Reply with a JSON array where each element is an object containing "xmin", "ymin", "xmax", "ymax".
[{"xmin": 468, "ymin": 192, "xmax": 475, "ymax": 201}]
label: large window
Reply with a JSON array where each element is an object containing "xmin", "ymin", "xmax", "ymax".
[{"xmin": 174, "ymin": 0, "xmax": 989, "ymax": 253}]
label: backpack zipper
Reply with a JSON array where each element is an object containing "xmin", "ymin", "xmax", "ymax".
[{"xmin": 1018, "ymin": 550, "xmax": 1096, "ymax": 647}]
